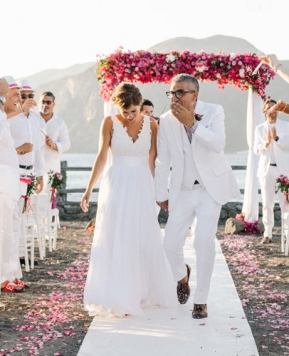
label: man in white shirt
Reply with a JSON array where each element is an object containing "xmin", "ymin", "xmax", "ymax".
[
  {"xmin": 1, "ymin": 77, "xmax": 32, "ymax": 293},
  {"xmin": 253, "ymin": 99, "xmax": 289, "ymax": 244},
  {"xmin": 9, "ymin": 78, "xmax": 44, "ymax": 195},
  {"xmin": 37, "ymin": 91, "xmax": 70, "ymax": 179}
]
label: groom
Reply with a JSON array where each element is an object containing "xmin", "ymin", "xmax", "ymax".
[{"xmin": 154, "ymin": 74, "xmax": 239, "ymax": 319}]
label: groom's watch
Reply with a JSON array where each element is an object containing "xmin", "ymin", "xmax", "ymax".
[
  {"xmin": 275, "ymin": 136, "xmax": 279, "ymax": 142},
  {"xmin": 0, "ymin": 96, "xmax": 6, "ymax": 105}
]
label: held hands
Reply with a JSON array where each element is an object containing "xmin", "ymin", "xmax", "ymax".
[
  {"xmin": 16, "ymin": 142, "xmax": 33, "ymax": 155},
  {"xmin": 265, "ymin": 129, "xmax": 271, "ymax": 148},
  {"xmin": 156, "ymin": 200, "xmax": 169, "ymax": 211},
  {"xmin": 81, "ymin": 190, "xmax": 91, "ymax": 213},
  {"xmin": 265, "ymin": 127, "xmax": 277, "ymax": 148},
  {"xmin": 271, "ymin": 126, "xmax": 277, "ymax": 141},
  {"xmin": 171, "ymin": 102, "xmax": 195, "ymax": 128}
]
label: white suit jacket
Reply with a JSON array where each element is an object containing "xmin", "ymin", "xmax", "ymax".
[
  {"xmin": 154, "ymin": 100, "xmax": 240, "ymax": 210},
  {"xmin": 253, "ymin": 119, "xmax": 289, "ymax": 178}
]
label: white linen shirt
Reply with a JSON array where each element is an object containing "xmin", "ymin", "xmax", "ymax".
[
  {"xmin": 37, "ymin": 113, "xmax": 70, "ymax": 173},
  {"xmin": 0, "ymin": 110, "xmax": 21, "ymax": 201},
  {"xmin": 9, "ymin": 111, "xmax": 44, "ymax": 177}
]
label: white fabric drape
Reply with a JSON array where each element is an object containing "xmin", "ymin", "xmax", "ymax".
[
  {"xmin": 103, "ymin": 99, "xmax": 120, "ymax": 167},
  {"xmin": 242, "ymin": 89, "xmax": 264, "ymax": 222},
  {"xmin": 104, "ymin": 100, "xmax": 119, "ymax": 117}
]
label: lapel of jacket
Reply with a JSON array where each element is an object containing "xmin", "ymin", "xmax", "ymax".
[
  {"xmin": 169, "ymin": 111, "xmax": 183, "ymax": 156},
  {"xmin": 191, "ymin": 100, "xmax": 205, "ymax": 150}
]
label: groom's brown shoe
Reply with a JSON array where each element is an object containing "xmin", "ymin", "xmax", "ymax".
[
  {"xmin": 177, "ymin": 264, "xmax": 191, "ymax": 304},
  {"xmin": 192, "ymin": 304, "xmax": 208, "ymax": 319}
]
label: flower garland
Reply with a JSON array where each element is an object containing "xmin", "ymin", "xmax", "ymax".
[{"xmin": 96, "ymin": 48, "xmax": 276, "ymax": 101}]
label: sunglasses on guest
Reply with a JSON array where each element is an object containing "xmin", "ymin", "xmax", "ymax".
[
  {"xmin": 42, "ymin": 100, "xmax": 53, "ymax": 105},
  {"xmin": 21, "ymin": 93, "xmax": 34, "ymax": 99}
]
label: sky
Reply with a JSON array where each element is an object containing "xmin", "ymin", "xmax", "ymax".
[{"xmin": 2, "ymin": 0, "xmax": 288, "ymax": 79}]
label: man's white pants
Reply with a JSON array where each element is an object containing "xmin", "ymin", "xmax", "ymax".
[
  {"xmin": 164, "ymin": 185, "xmax": 221, "ymax": 304},
  {"xmin": 259, "ymin": 166, "xmax": 284, "ymax": 238},
  {"xmin": 0, "ymin": 193, "xmax": 22, "ymax": 285}
]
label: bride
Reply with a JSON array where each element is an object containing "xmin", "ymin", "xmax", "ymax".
[{"xmin": 80, "ymin": 82, "xmax": 177, "ymax": 317}]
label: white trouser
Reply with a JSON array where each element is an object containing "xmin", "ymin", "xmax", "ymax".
[
  {"xmin": 259, "ymin": 166, "xmax": 284, "ymax": 238},
  {"xmin": 0, "ymin": 193, "xmax": 22, "ymax": 284},
  {"xmin": 164, "ymin": 185, "xmax": 221, "ymax": 304}
]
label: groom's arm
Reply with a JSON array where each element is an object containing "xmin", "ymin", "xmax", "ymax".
[
  {"xmin": 194, "ymin": 104, "xmax": 226, "ymax": 153},
  {"xmin": 154, "ymin": 117, "xmax": 171, "ymax": 203}
]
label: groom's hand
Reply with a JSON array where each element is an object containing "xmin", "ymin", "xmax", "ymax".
[
  {"xmin": 156, "ymin": 200, "xmax": 169, "ymax": 211},
  {"xmin": 171, "ymin": 102, "xmax": 195, "ymax": 128}
]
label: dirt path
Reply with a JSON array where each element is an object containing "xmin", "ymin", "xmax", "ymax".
[{"xmin": 0, "ymin": 222, "xmax": 288, "ymax": 355}]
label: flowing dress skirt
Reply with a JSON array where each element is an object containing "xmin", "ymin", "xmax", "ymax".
[{"xmin": 84, "ymin": 156, "xmax": 177, "ymax": 317}]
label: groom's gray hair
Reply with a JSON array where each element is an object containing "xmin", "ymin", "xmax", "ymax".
[{"xmin": 171, "ymin": 74, "xmax": 199, "ymax": 92}]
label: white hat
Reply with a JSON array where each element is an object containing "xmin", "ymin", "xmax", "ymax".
[
  {"xmin": 4, "ymin": 76, "xmax": 22, "ymax": 89},
  {"xmin": 17, "ymin": 78, "xmax": 34, "ymax": 92}
]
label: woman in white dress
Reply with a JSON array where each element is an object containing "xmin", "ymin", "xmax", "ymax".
[{"xmin": 81, "ymin": 83, "xmax": 177, "ymax": 317}]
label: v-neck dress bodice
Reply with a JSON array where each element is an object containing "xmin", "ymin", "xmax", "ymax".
[{"xmin": 110, "ymin": 115, "xmax": 151, "ymax": 157}]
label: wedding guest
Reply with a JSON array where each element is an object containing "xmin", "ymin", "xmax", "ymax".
[
  {"xmin": 154, "ymin": 73, "xmax": 239, "ymax": 319},
  {"xmin": 140, "ymin": 99, "xmax": 159, "ymax": 124},
  {"xmin": 140, "ymin": 99, "xmax": 154, "ymax": 117},
  {"xmin": 260, "ymin": 54, "xmax": 289, "ymax": 85},
  {"xmin": 9, "ymin": 78, "xmax": 44, "ymax": 195},
  {"xmin": 1, "ymin": 77, "xmax": 31, "ymax": 293},
  {"xmin": 36, "ymin": 92, "xmax": 70, "ymax": 181},
  {"xmin": 259, "ymin": 54, "xmax": 289, "ymax": 116},
  {"xmin": 7, "ymin": 77, "xmax": 44, "ymax": 264},
  {"xmin": 253, "ymin": 98, "xmax": 289, "ymax": 244},
  {"xmin": 81, "ymin": 82, "xmax": 177, "ymax": 317}
]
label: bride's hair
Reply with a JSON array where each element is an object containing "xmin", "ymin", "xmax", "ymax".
[{"xmin": 112, "ymin": 82, "xmax": 142, "ymax": 109}]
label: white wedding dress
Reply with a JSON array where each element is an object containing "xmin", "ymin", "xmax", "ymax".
[{"xmin": 84, "ymin": 115, "xmax": 177, "ymax": 317}]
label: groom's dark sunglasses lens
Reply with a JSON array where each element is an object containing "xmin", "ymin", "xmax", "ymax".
[{"xmin": 21, "ymin": 93, "xmax": 34, "ymax": 99}]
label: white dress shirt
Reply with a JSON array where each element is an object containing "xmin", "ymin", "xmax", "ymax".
[
  {"xmin": 9, "ymin": 111, "xmax": 44, "ymax": 177},
  {"xmin": 0, "ymin": 110, "xmax": 21, "ymax": 201},
  {"xmin": 37, "ymin": 113, "xmax": 70, "ymax": 173}
]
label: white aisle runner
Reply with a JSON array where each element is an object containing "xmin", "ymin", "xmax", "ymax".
[{"xmin": 77, "ymin": 235, "xmax": 259, "ymax": 356}]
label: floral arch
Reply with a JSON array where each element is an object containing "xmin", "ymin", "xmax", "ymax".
[
  {"xmin": 96, "ymin": 48, "xmax": 276, "ymax": 222},
  {"xmin": 96, "ymin": 48, "xmax": 275, "ymax": 101}
]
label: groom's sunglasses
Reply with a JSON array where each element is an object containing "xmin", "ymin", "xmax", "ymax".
[{"xmin": 166, "ymin": 90, "xmax": 196, "ymax": 99}]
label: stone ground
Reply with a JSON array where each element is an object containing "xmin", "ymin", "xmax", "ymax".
[{"xmin": 0, "ymin": 222, "xmax": 288, "ymax": 356}]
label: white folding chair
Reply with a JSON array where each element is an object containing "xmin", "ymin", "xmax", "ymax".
[
  {"xmin": 47, "ymin": 206, "xmax": 59, "ymax": 251},
  {"xmin": 31, "ymin": 193, "xmax": 59, "ymax": 253},
  {"xmin": 20, "ymin": 209, "xmax": 35, "ymax": 272},
  {"xmin": 30, "ymin": 194, "xmax": 49, "ymax": 259}
]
